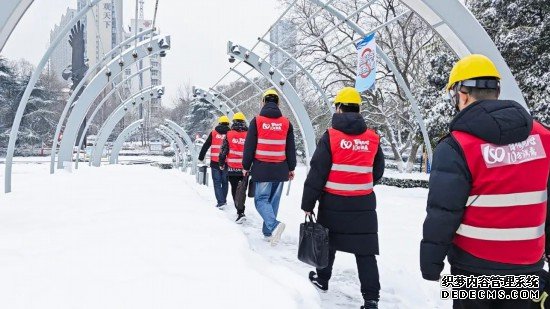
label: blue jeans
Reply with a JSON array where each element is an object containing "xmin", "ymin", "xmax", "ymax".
[
  {"xmin": 254, "ymin": 182, "xmax": 283, "ymax": 236},
  {"xmin": 211, "ymin": 167, "xmax": 228, "ymax": 205}
]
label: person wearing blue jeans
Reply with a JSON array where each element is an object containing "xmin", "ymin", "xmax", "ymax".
[
  {"xmin": 242, "ymin": 90, "xmax": 297, "ymax": 246},
  {"xmin": 211, "ymin": 167, "xmax": 228, "ymax": 207},
  {"xmin": 254, "ymin": 182, "xmax": 283, "ymax": 237},
  {"xmin": 198, "ymin": 117, "xmax": 231, "ymax": 208}
]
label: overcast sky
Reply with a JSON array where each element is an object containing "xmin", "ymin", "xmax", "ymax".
[{"xmin": 2, "ymin": 0, "xmax": 282, "ymax": 106}]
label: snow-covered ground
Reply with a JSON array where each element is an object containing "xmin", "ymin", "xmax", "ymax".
[{"xmin": 0, "ymin": 160, "xmax": 448, "ymax": 308}]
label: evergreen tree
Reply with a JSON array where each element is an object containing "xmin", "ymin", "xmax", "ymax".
[
  {"xmin": 469, "ymin": 0, "xmax": 550, "ymax": 124},
  {"xmin": 19, "ymin": 70, "xmax": 64, "ymax": 147},
  {"xmin": 0, "ymin": 57, "xmax": 24, "ymax": 150},
  {"xmin": 417, "ymin": 50, "xmax": 458, "ymax": 141},
  {"xmin": 0, "ymin": 57, "xmax": 65, "ymax": 154},
  {"xmin": 183, "ymin": 99, "xmax": 216, "ymax": 138}
]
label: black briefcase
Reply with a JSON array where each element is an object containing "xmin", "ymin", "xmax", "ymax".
[{"xmin": 298, "ymin": 214, "xmax": 329, "ymax": 269}]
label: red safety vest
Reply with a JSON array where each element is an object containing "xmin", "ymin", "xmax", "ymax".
[
  {"xmin": 254, "ymin": 116, "xmax": 290, "ymax": 163},
  {"xmin": 452, "ymin": 121, "xmax": 550, "ymax": 264},
  {"xmin": 226, "ymin": 130, "xmax": 247, "ymax": 169},
  {"xmin": 324, "ymin": 128, "xmax": 380, "ymax": 196},
  {"xmin": 210, "ymin": 130, "xmax": 225, "ymax": 163}
]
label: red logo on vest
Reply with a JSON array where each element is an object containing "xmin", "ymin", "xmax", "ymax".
[
  {"xmin": 232, "ymin": 138, "xmax": 245, "ymax": 145},
  {"xmin": 481, "ymin": 134, "xmax": 547, "ymax": 168}
]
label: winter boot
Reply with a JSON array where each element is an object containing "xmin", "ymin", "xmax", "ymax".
[
  {"xmin": 360, "ymin": 300, "xmax": 378, "ymax": 309},
  {"xmin": 216, "ymin": 203, "xmax": 226, "ymax": 210},
  {"xmin": 236, "ymin": 213, "xmax": 246, "ymax": 224},
  {"xmin": 270, "ymin": 222, "xmax": 286, "ymax": 246},
  {"xmin": 308, "ymin": 271, "xmax": 328, "ymax": 292}
]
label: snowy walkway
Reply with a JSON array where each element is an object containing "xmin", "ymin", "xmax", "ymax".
[{"xmin": 0, "ymin": 162, "xmax": 448, "ymax": 308}]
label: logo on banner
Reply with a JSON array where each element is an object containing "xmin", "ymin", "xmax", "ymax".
[
  {"xmin": 481, "ymin": 134, "xmax": 547, "ymax": 168},
  {"xmin": 359, "ymin": 47, "xmax": 375, "ymax": 78}
]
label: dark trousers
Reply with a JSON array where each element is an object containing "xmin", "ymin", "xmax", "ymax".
[
  {"xmin": 451, "ymin": 267, "xmax": 539, "ymax": 309},
  {"xmin": 228, "ymin": 175, "xmax": 245, "ymax": 214},
  {"xmin": 316, "ymin": 248, "xmax": 380, "ymax": 301},
  {"xmin": 211, "ymin": 167, "xmax": 228, "ymax": 205}
]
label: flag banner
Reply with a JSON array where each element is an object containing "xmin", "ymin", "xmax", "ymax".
[{"xmin": 355, "ymin": 33, "xmax": 377, "ymax": 92}]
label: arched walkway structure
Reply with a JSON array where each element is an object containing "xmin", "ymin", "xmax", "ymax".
[{"xmin": 109, "ymin": 119, "xmax": 144, "ymax": 164}]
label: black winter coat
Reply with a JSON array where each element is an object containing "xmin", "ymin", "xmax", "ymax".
[
  {"xmin": 198, "ymin": 124, "xmax": 230, "ymax": 170},
  {"xmin": 420, "ymin": 100, "xmax": 550, "ymax": 281},
  {"xmin": 242, "ymin": 102, "xmax": 297, "ymax": 182},
  {"xmin": 219, "ymin": 121, "xmax": 248, "ymax": 176},
  {"xmin": 301, "ymin": 113, "xmax": 385, "ymax": 255}
]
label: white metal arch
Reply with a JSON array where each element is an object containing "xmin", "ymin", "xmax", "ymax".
[
  {"xmin": 155, "ymin": 128, "xmax": 185, "ymax": 170},
  {"xmin": 258, "ymin": 38, "xmax": 332, "ymax": 111},
  {"xmin": 193, "ymin": 86, "xmax": 236, "ymax": 119},
  {"xmin": 75, "ymin": 65, "xmax": 152, "ymax": 169},
  {"xmin": 57, "ymin": 35, "xmax": 170, "ymax": 169},
  {"xmin": 109, "ymin": 119, "xmax": 144, "ymax": 164},
  {"xmin": 157, "ymin": 126, "xmax": 187, "ymax": 172},
  {"xmin": 400, "ymin": 0, "xmax": 526, "ymax": 108},
  {"xmin": 91, "ymin": 86, "xmax": 163, "ymax": 167},
  {"xmin": 0, "ymin": 0, "xmax": 33, "ymax": 51},
  {"xmin": 3, "ymin": 0, "xmax": 103, "ymax": 193},
  {"xmin": 164, "ymin": 119, "xmax": 198, "ymax": 175},
  {"xmin": 228, "ymin": 41, "xmax": 316, "ymax": 162}
]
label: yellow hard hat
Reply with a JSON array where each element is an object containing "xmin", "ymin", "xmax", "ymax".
[
  {"xmin": 218, "ymin": 115, "xmax": 230, "ymax": 124},
  {"xmin": 263, "ymin": 89, "xmax": 279, "ymax": 99},
  {"xmin": 233, "ymin": 112, "xmax": 246, "ymax": 122},
  {"xmin": 334, "ymin": 87, "xmax": 362, "ymax": 105},
  {"xmin": 446, "ymin": 54, "xmax": 501, "ymax": 90}
]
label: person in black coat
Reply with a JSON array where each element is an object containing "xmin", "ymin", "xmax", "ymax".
[
  {"xmin": 242, "ymin": 90, "xmax": 297, "ymax": 246},
  {"xmin": 420, "ymin": 54, "xmax": 550, "ymax": 309},
  {"xmin": 219, "ymin": 114, "xmax": 248, "ymax": 223},
  {"xmin": 242, "ymin": 104, "xmax": 297, "ymax": 183},
  {"xmin": 301, "ymin": 87, "xmax": 385, "ymax": 309},
  {"xmin": 198, "ymin": 117, "xmax": 230, "ymax": 207}
]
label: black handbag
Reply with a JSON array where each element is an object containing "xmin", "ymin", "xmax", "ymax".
[
  {"xmin": 234, "ymin": 175, "xmax": 248, "ymax": 213},
  {"xmin": 298, "ymin": 214, "xmax": 329, "ymax": 269}
]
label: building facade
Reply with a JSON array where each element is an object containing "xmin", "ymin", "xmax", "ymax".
[
  {"xmin": 49, "ymin": 8, "xmax": 76, "ymax": 81},
  {"xmin": 269, "ymin": 19, "xmax": 297, "ymax": 87},
  {"xmin": 81, "ymin": 0, "xmax": 124, "ymax": 68}
]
